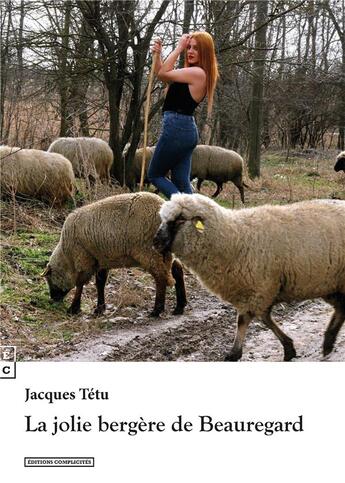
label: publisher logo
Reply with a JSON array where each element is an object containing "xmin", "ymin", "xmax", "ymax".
[
  {"xmin": 24, "ymin": 457, "xmax": 94, "ymax": 467},
  {"xmin": 0, "ymin": 346, "xmax": 16, "ymax": 379}
]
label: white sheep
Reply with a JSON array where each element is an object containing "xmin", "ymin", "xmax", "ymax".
[
  {"xmin": 48, "ymin": 137, "xmax": 113, "ymax": 184},
  {"xmin": 334, "ymin": 151, "xmax": 345, "ymax": 173},
  {"xmin": 191, "ymin": 145, "xmax": 246, "ymax": 201},
  {"xmin": 43, "ymin": 192, "xmax": 187, "ymax": 317},
  {"xmin": 154, "ymin": 194, "xmax": 345, "ymax": 361},
  {"xmin": 0, "ymin": 145, "xmax": 75, "ymax": 206}
]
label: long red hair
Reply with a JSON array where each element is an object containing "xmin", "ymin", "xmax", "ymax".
[{"xmin": 185, "ymin": 31, "xmax": 219, "ymax": 114}]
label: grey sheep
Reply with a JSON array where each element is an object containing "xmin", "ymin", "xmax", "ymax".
[
  {"xmin": 131, "ymin": 146, "xmax": 155, "ymax": 187},
  {"xmin": 0, "ymin": 145, "xmax": 75, "ymax": 206},
  {"xmin": 191, "ymin": 145, "xmax": 246, "ymax": 201},
  {"xmin": 130, "ymin": 145, "xmax": 246, "ymax": 201},
  {"xmin": 334, "ymin": 151, "xmax": 345, "ymax": 173},
  {"xmin": 43, "ymin": 192, "xmax": 187, "ymax": 316},
  {"xmin": 154, "ymin": 194, "xmax": 345, "ymax": 361},
  {"xmin": 48, "ymin": 137, "xmax": 113, "ymax": 184}
]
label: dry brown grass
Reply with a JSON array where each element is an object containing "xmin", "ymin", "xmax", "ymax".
[{"xmin": 197, "ymin": 149, "xmax": 344, "ymax": 208}]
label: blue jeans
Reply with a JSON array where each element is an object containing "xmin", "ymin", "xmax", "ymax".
[{"xmin": 148, "ymin": 111, "xmax": 199, "ymax": 199}]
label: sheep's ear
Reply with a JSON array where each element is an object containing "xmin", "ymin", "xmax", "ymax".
[
  {"xmin": 41, "ymin": 265, "xmax": 51, "ymax": 277},
  {"xmin": 193, "ymin": 217, "xmax": 205, "ymax": 232}
]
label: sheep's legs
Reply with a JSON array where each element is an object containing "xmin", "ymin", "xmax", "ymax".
[
  {"xmin": 225, "ymin": 312, "xmax": 253, "ymax": 361},
  {"xmin": 261, "ymin": 309, "xmax": 296, "ymax": 361},
  {"xmin": 323, "ymin": 293, "xmax": 345, "ymax": 356},
  {"xmin": 94, "ymin": 269, "xmax": 109, "ymax": 315},
  {"xmin": 197, "ymin": 178, "xmax": 223, "ymax": 198},
  {"xmin": 68, "ymin": 285, "xmax": 83, "ymax": 314},
  {"xmin": 233, "ymin": 177, "xmax": 245, "ymax": 203},
  {"xmin": 68, "ymin": 272, "xmax": 94, "ymax": 315},
  {"xmin": 238, "ymin": 185, "xmax": 245, "ymax": 204},
  {"xmin": 68, "ymin": 283, "xmax": 84, "ymax": 315},
  {"xmin": 212, "ymin": 183, "xmax": 222, "ymax": 198},
  {"xmin": 196, "ymin": 178, "xmax": 204, "ymax": 191},
  {"xmin": 150, "ymin": 277, "xmax": 167, "ymax": 317},
  {"xmin": 88, "ymin": 174, "xmax": 96, "ymax": 186},
  {"xmin": 171, "ymin": 259, "xmax": 187, "ymax": 315}
]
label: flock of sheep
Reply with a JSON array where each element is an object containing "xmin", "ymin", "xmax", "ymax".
[
  {"xmin": 1, "ymin": 138, "xmax": 345, "ymax": 361},
  {"xmin": 0, "ymin": 138, "xmax": 113, "ymax": 205},
  {"xmin": 0, "ymin": 138, "xmax": 247, "ymax": 205}
]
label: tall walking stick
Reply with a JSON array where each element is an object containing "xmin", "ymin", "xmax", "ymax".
[{"xmin": 140, "ymin": 50, "xmax": 158, "ymax": 191}]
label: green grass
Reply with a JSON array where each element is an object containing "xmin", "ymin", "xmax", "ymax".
[
  {"xmin": 3, "ymin": 231, "xmax": 58, "ymax": 272},
  {"xmin": 262, "ymin": 153, "xmax": 297, "ymax": 167},
  {"xmin": 1, "ymin": 228, "xmax": 71, "ymax": 348},
  {"xmin": 217, "ymin": 199, "xmax": 234, "ymax": 209},
  {"xmin": 0, "ymin": 259, "xmax": 10, "ymax": 276},
  {"xmin": 262, "ymin": 152, "xmax": 324, "ymax": 167}
]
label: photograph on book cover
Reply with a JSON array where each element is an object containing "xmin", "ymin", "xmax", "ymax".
[{"xmin": 1, "ymin": 0, "xmax": 345, "ymax": 363}]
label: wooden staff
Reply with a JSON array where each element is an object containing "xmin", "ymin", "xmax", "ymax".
[{"xmin": 140, "ymin": 50, "xmax": 158, "ymax": 191}]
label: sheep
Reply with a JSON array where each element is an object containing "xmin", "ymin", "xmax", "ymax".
[
  {"xmin": 191, "ymin": 145, "xmax": 246, "ymax": 201},
  {"xmin": 334, "ymin": 151, "xmax": 345, "ymax": 173},
  {"xmin": 129, "ymin": 145, "xmax": 246, "ymax": 201},
  {"xmin": 0, "ymin": 145, "xmax": 75, "ymax": 205},
  {"xmin": 153, "ymin": 194, "xmax": 345, "ymax": 361},
  {"xmin": 131, "ymin": 146, "xmax": 155, "ymax": 187},
  {"xmin": 48, "ymin": 137, "xmax": 113, "ymax": 184},
  {"xmin": 43, "ymin": 192, "xmax": 187, "ymax": 317}
]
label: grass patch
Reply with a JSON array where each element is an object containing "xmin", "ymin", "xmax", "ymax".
[
  {"xmin": 0, "ymin": 183, "xmax": 138, "ymax": 359},
  {"xmin": 0, "ymin": 226, "xmax": 73, "ymax": 358}
]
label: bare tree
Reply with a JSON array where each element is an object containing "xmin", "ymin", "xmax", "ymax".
[
  {"xmin": 323, "ymin": 0, "xmax": 345, "ymax": 150},
  {"xmin": 1, "ymin": 1, "xmax": 14, "ymax": 142},
  {"xmin": 179, "ymin": 0, "xmax": 194, "ymax": 68},
  {"xmin": 2, "ymin": 0, "xmax": 344, "ymax": 160},
  {"xmin": 79, "ymin": 0, "xmax": 170, "ymax": 185},
  {"xmin": 58, "ymin": 0, "xmax": 72, "ymax": 136},
  {"xmin": 248, "ymin": 0, "xmax": 269, "ymax": 179}
]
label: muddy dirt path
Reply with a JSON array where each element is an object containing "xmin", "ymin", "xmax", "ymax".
[{"xmin": 50, "ymin": 272, "xmax": 345, "ymax": 362}]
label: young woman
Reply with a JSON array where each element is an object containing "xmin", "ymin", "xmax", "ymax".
[{"xmin": 147, "ymin": 32, "xmax": 218, "ymax": 199}]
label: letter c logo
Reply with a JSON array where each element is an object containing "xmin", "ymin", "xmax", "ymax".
[{"xmin": 2, "ymin": 366, "xmax": 10, "ymax": 375}]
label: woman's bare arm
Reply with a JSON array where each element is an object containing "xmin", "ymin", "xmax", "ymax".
[
  {"xmin": 158, "ymin": 66, "xmax": 205, "ymax": 84},
  {"xmin": 154, "ymin": 34, "xmax": 206, "ymax": 86},
  {"xmin": 156, "ymin": 34, "xmax": 188, "ymax": 79}
]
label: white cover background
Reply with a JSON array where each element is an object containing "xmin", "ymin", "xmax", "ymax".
[{"xmin": 1, "ymin": 362, "xmax": 344, "ymax": 482}]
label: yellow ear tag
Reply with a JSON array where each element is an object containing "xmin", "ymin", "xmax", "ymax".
[{"xmin": 195, "ymin": 220, "xmax": 205, "ymax": 232}]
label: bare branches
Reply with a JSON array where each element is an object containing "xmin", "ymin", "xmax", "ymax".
[
  {"xmin": 2, "ymin": 0, "xmax": 344, "ymax": 161},
  {"xmin": 220, "ymin": 1, "xmax": 308, "ymax": 52}
]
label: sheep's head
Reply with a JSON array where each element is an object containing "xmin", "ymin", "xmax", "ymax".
[
  {"xmin": 334, "ymin": 151, "xmax": 345, "ymax": 173},
  {"xmin": 153, "ymin": 193, "xmax": 217, "ymax": 258},
  {"xmin": 42, "ymin": 249, "xmax": 76, "ymax": 302}
]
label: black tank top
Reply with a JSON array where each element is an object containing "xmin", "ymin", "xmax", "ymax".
[{"xmin": 162, "ymin": 82, "xmax": 201, "ymax": 115}]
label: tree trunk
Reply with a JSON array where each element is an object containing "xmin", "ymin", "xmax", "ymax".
[
  {"xmin": 179, "ymin": 1, "xmax": 194, "ymax": 68},
  {"xmin": 323, "ymin": 1, "xmax": 345, "ymax": 150},
  {"xmin": 59, "ymin": 0, "xmax": 73, "ymax": 137},
  {"xmin": 0, "ymin": 1, "xmax": 11, "ymax": 142},
  {"xmin": 15, "ymin": 0, "xmax": 25, "ymax": 95},
  {"xmin": 248, "ymin": 0, "xmax": 268, "ymax": 179},
  {"xmin": 68, "ymin": 17, "xmax": 94, "ymax": 136},
  {"xmin": 80, "ymin": 0, "xmax": 170, "ymax": 185}
]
